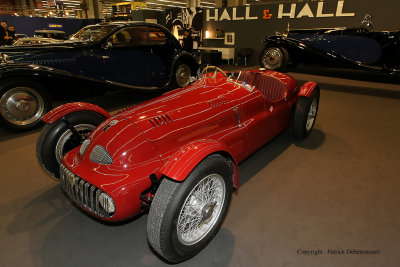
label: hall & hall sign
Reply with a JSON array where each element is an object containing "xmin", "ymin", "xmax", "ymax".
[{"xmin": 206, "ymin": 0, "xmax": 355, "ymax": 21}]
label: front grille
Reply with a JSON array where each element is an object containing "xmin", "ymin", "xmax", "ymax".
[{"xmin": 60, "ymin": 165, "xmax": 114, "ymax": 218}]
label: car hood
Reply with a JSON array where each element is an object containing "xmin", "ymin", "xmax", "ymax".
[
  {"xmin": 79, "ymin": 117, "xmax": 161, "ymax": 169},
  {"xmin": 115, "ymin": 76, "xmax": 246, "ymax": 142}
]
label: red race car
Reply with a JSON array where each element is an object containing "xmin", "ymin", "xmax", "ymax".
[{"xmin": 36, "ymin": 66, "xmax": 319, "ymax": 263}]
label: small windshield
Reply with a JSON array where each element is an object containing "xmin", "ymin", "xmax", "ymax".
[{"xmin": 70, "ymin": 25, "xmax": 117, "ymax": 41}]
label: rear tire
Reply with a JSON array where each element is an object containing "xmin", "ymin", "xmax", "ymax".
[
  {"xmin": 172, "ymin": 63, "xmax": 191, "ymax": 88},
  {"xmin": 36, "ymin": 111, "xmax": 105, "ymax": 179},
  {"xmin": 293, "ymin": 89, "xmax": 320, "ymax": 139},
  {"xmin": 0, "ymin": 78, "xmax": 51, "ymax": 131},
  {"xmin": 147, "ymin": 154, "xmax": 233, "ymax": 263}
]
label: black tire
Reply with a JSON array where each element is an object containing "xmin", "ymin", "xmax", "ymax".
[
  {"xmin": 172, "ymin": 63, "xmax": 191, "ymax": 88},
  {"xmin": 36, "ymin": 111, "xmax": 106, "ymax": 180},
  {"xmin": 147, "ymin": 154, "xmax": 233, "ymax": 263},
  {"xmin": 259, "ymin": 46, "xmax": 289, "ymax": 71},
  {"xmin": 293, "ymin": 89, "xmax": 320, "ymax": 139},
  {"xmin": 0, "ymin": 78, "xmax": 51, "ymax": 131}
]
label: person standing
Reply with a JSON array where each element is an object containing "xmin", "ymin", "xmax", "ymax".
[
  {"xmin": 6, "ymin": 25, "xmax": 16, "ymax": 45},
  {"xmin": 182, "ymin": 29, "xmax": 193, "ymax": 53},
  {"xmin": 0, "ymin": 21, "xmax": 9, "ymax": 46}
]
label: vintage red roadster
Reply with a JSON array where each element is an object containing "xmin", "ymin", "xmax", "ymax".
[{"xmin": 36, "ymin": 66, "xmax": 319, "ymax": 262}]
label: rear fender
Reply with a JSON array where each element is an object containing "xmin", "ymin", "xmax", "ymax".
[
  {"xmin": 160, "ymin": 139, "xmax": 239, "ymax": 188},
  {"xmin": 298, "ymin": 82, "xmax": 319, "ymax": 98},
  {"xmin": 42, "ymin": 102, "xmax": 110, "ymax": 124}
]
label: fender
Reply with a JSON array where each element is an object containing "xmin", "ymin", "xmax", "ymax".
[
  {"xmin": 42, "ymin": 102, "xmax": 110, "ymax": 124},
  {"xmin": 298, "ymin": 81, "xmax": 319, "ymax": 98},
  {"xmin": 160, "ymin": 139, "xmax": 239, "ymax": 188}
]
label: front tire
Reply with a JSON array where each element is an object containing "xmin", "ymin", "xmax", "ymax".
[
  {"xmin": 0, "ymin": 78, "xmax": 51, "ymax": 131},
  {"xmin": 293, "ymin": 89, "xmax": 320, "ymax": 139},
  {"xmin": 260, "ymin": 46, "xmax": 289, "ymax": 71},
  {"xmin": 147, "ymin": 154, "xmax": 233, "ymax": 263},
  {"xmin": 36, "ymin": 111, "xmax": 105, "ymax": 179}
]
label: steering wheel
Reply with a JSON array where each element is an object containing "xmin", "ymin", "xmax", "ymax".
[{"xmin": 201, "ymin": 66, "xmax": 227, "ymax": 78}]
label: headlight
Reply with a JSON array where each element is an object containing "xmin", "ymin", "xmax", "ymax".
[
  {"xmin": 79, "ymin": 139, "xmax": 90, "ymax": 156},
  {"xmin": 99, "ymin": 193, "xmax": 115, "ymax": 213}
]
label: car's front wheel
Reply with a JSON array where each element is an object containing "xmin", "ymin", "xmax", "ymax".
[
  {"xmin": 36, "ymin": 111, "xmax": 106, "ymax": 179},
  {"xmin": 260, "ymin": 46, "xmax": 289, "ymax": 71},
  {"xmin": 0, "ymin": 78, "xmax": 51, "ymax": 131},
  {"xmin": 173, "ymin": 63, "xmax": 191, "ymax": 88},
  {"xmin": 147, "ymin": 154, "xmax": 233, "ymax": 263}
]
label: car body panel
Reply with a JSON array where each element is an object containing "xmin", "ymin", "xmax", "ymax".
[
  {"xmin": 42, "ymin": 102, "xmax": 111, "ymax": 123},
  {"xmin": 57, "ymin": 69, "xmax": 318, "ymax": 222}
]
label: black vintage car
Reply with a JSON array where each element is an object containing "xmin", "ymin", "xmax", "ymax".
[
  {"xmin": 0, "ymin": 22, "xmax": 198, "ymax": 131},
  {"xmin": 260, "ymin": 15, "xmax": 400, "ymax": 74}
]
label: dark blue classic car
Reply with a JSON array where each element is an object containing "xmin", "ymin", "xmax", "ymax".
[
  {"xmin": 0, "ymin": 22, "xmax": 198, "ymax": 131},
  {"xmin": 260, "ymin": 15, "xmax": 400, "ymax": 74}
]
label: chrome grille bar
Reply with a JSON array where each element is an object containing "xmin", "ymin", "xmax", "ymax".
[{"xmin": 60, "ymin": 165, "xmax": 114, "ymax": 218}]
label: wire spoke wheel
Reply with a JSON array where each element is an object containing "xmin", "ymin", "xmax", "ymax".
[
  {"xmin": 55, "ymin": 124, "xmax": 96, "ymax": 165},
  {"xmin": 177, "ymin": 174, "xmax": 225, "ymax": 245},
  {"xmin": 306, "ymin": 97, "xmax": 318, "ymax": 131}
]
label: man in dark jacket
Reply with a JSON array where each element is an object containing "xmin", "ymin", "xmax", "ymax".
[
  {"xmin": 182, "ymin": 29, "xmax": 193, "ymax": 53},
  {"xmin": 6, "ymin": 25, "xmax": 16, "ymax": 45},
  {"xmin": 0, "ymin": 21, "xmax": 9, "ymax": 46}
]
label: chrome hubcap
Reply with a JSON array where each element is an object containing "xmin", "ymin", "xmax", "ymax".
[
  {"xmin": 55, "ymin": 124, "xmax": 96, "ymax": 164},
  {"xmin": 176, "ymin": 64, "xmax": 191, "ymax": 87},
  {"xmin": 0, "ymin": 87, "xmax": 44, "ymax": 126},
  {"xmin": 177, "ymin": 174, "xmax": 225, "ymax": 245},
  {"xmin": 262, "ymin": 48, "xmax": 282, "ymax": 69},
  {"xmin": 306, "ymin": 97, "xmax": 318, "ymax": 131}
]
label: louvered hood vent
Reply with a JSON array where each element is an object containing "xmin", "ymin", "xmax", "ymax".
[
  {"xmin": 90, "ymin": 145, "xmax": 113, "ymax": 165},
  {"xmin": 148, "ymin": 114, "xmax": 172, "ymax": 128}
]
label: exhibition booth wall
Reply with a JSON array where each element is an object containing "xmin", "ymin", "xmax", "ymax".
[
  {"xmin": 0, "ymin": 14, "xmax": 101, "ymax": 36},
  {"xmin": 202, "ymin": 0, "xmax": 400, "ymax": 66}
]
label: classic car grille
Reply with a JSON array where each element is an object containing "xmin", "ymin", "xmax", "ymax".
[
  {"xmin": 90, "ymin": 145, "xmax": 113, "ymax": 165},
  {"xmin": 149, "ymin": 113, "xmax": 172, "ymax": 127},
  {"xmin": 60, "ymin": 165, "xmax": 114, "ymax": 218}
]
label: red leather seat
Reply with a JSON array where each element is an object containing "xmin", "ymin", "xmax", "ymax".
[{"xmin": 238, "ymin": 71, "xmax": 286, "ymax": 102}]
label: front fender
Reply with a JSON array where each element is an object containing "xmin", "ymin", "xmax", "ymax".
[
  {"xmin": 298, "ymin": 82, "xmax": 319, "ymax": 98},
  {"xmin": 42, "ymin": 102, "xmax": 110, "ymax": 124},
  {"xmin": 160, "ymin": 139, "xmax": 239, "ymax": 188}
]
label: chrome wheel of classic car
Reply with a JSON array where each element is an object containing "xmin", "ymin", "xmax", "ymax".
[
  {"xmin": 147, "ymin": 154, "xmax": 233, "ymax": 263},
  {"xmin": 293, "ymin": 89, "xmax": 320, "ymax": 139},
  {"xmin": 260, "ymin": 47, "xmax": 288, "ymax": 70},
  {"xmin": 177, "ymin": 173, "xmax": 225, "ymax": 245},
  {"xmin": 175, "ymin": 64, "xmax": 191, "ymax": 88},
  {"xmin": 0, "ymin": 79, "xmax": 51, "ymax": 131},
  {"xmin": 36, "ymin": 111, "xmax": 106, "ymax": 179}
]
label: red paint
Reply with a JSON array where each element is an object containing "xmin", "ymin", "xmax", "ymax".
[
  {"xmin": 298, "ymin": 81, "xmax": 319, "ymax": 97},
  {"xmin": 60, "ymin": 69, "xmax": 318, "ymax": 221},
  {"xmin": 42, "ymin": 102, "xmax": 110, "ymax": 123}
]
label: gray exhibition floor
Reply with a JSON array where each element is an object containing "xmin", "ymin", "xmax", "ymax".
[{"xmin": 0, "ymin": 66, "xmax": 399, "ymax": 266}]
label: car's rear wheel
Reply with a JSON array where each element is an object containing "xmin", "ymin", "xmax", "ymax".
[
  {"xmin": 293, "ymin": 89, "xmax": 320, "ymax": 139},
  {"xmin": 260, "ymin": 46, "xmax": 289, "ymax": 71},
  {"xmin": 36, "ymin": 111, "xmax": 106, "ymax": 179},
  {"xmin": 147, "ymin": 154, "xmax": 233, "ymax": 263},
  {"xmin": 173, "ymin": 63, "xmax": 191, "ymax": 88},
  {"xmin": 0, "ymin": 78, "xmax": 51, "ymax": 131}
]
